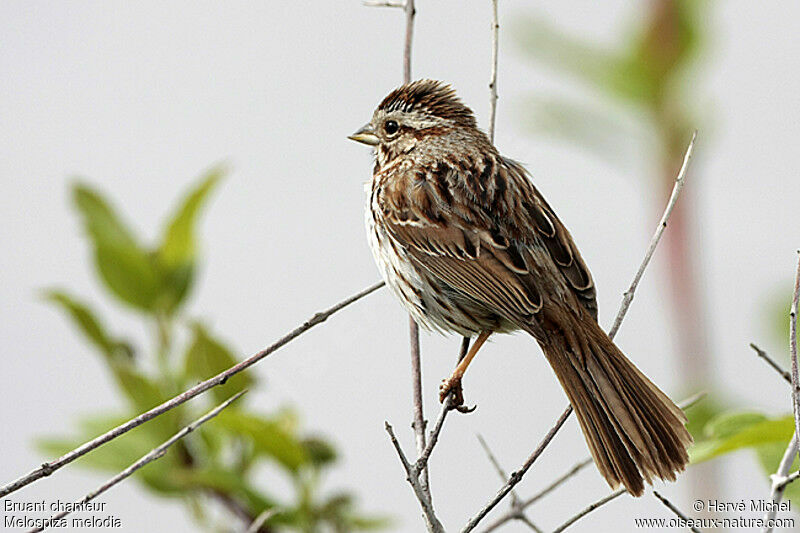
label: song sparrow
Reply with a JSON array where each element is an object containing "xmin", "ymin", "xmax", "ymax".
[{"xmin": 349, "ymin": 79, "xmax": 691, "ymax": 496}]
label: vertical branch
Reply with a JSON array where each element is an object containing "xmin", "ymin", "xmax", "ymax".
[
  {"xmin": 790, "ymin": 251, "xmax": 800, "ymax": 449},
  {"xmin": 761, "ymin": 253, "xmax": 800, "ymax": 533},
  {"xmin": 409, "ymin": 316, "xmax": 430, "ymax": 494},
  {"xmin": 487, "ymin": 0, "xmax": 499, "ymax": 143},
  {"xmin": 403, "ymin": 0, "xmax": 415, "ymax": 84},
  {"xmin": 763, "ymin": 433, "xmax": 798, "ymax": 533},
  {"xmin": 399, "ymin": 0, "xmax": 431, "ymax": 502}
]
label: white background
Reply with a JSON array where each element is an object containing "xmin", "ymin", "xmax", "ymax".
[{"xmin": 2, "ymin": 1, "xmax": 799, "ymax": 531}]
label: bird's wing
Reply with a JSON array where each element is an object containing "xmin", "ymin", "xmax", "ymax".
[{"xmin": 378, "ymin": 156, "xmax": 597, "ymax": 323}]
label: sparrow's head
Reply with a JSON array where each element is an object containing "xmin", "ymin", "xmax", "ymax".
[{"xmin": 349, "ymin": 80, "xmax": 482, "ymax": 161}]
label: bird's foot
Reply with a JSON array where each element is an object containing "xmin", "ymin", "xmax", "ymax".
[{"xmin": 439, "ymin": 376, "xmax": 476, "ymax": 413}]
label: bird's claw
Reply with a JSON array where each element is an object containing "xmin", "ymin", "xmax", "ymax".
[
  {"xmin": 439, "ymin": 376, "xmax": 463, "ymax": 405},
  {"xmin": 439, "ymin": 376, "xmax": 476, "ymax": 413}
]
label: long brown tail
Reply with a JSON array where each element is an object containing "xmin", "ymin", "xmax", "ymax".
[{"xmin": 528, "ymin": 305, "xmax": 692, "ymax": 497}]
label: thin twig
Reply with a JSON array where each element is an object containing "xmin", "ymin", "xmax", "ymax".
[
  {"xmin": 27, "ymin": 392, "xmax": 246, "ymax": 533},
  {"xmin": 479, "ymin": 459, "xmax": 592, "ymax": 533},
  {"xmin": 385, "ymin": 423, "xmax": 445, "ymax": 533},
  {"xmin": 763, "ymin": 252, "xmax": 800, "ymax": 533},
  {"xmin": 461, "ymin": 405, "xmax": 572, "ymax": 532},
  {"xmin": 487, "ymin": 0, "xmax": 499, "ymax": 143},
  {"xmin": 398, "ymin": 0, "xmax": 433, "ymax": 511},
  {"xmin": 409, "ymin": 317, "xmax": 430, "ymax": 496},
  {"xmin": 403, "ymin": 0, "xmax": 415, "ymax": 84},
  {"xmin": 0, "ymin": 282, "xmax": 384, "ymax": 498},
  {"xmin": 790, "ymin": 252, "xmax": 800, "ymax": 453},
  {"xmin": 608, "ymin": 131, "xmax": 697, "ymax": 339},
  {"xmin": 763, "ymin": 433, "xmax": 798, "ymax": 533},
  {"xmin": 477, "ymin": 435, "xmax": 542, "ymax": 533},
  {"xmin": 475, "ymin": 393, "xmax": 705, "ymax": 532},
  {"xmin": 477, "ymin": 434, "xmax": 522, "ymax": 507},
  {"xmin": 652, "ymin": 491, "xmax": 703, "ymax": 533},
  {"xmin": 750, "ymin": 343, "xmax": 792, "ymax": 384},
  {"xmin": 551, "ymin": 489, "xmax": 627, "ymax": 533},
  {"xmin": 363, "ymin": 0, "xmax": 405, "ymax": 7}
]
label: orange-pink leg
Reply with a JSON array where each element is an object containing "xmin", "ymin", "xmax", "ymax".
[{"xmin": 439, "ymin": 330, "xmax": 492, "ymax": 407}]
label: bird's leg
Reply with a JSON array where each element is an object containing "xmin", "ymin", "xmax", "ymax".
[{"xmin": 439, "ymin": 330, "xmax": 491, "ymax": 408}]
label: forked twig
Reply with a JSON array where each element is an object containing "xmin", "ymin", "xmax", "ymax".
[
  {"xmin": 762, "ymin": 251, "xmax": 800, "ymax": 533},
  {"xmin": 27, "ymin": 392, "xmax": 246, "ymax": 532},
  {"xmin": 462, "ymin": 407, "xmax": 572, "ymax": 532},
  {"xmin": 0, "ymin": 282, "xmax": 384, "ymax": 498},
  {"xmin": 478, "ymin": 393, "xmax": 705, "ymax": 532},
  {"xmin": 477, "ymin": 435, "xmax": 542, "ymax": 532},
  {"xmin": 385, "ymin": 423, "xmax": 445, "ymax": 533}
]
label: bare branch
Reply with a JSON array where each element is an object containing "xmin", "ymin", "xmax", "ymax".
[
  {"xmin": 750, "ymin": 343, "xmax": 792, "ymax": 384},
  {"xmin": 0, "ymin": 281, "xmax": 384, "ymax": 498},
  {"xmin": 551, "ymin": 489, "xmax": 627, "ymax": 533},
  {"xmin": 477, "ymin": 393, "xmax": 705, "ymax": 532},
  {"xmin": 27, "ymin": 392, "xmax": 246, "ymax": 533},
  {"xmin": 608, "ymin": 131, "xmax": 697, "ymax": 339},
  {"xmin": 476, "ymin": 434, "xmax": 521, "ymax": 506},
  {"xmin": 790, "ymin": 251, "xmax": 800, "ymax": 452},
  {"xmin": 763, "ymin": 433, "xmax": 798, "ymax": 533},
  {"xmin": 461, "ymin": 405, "xmax": 572, "ymax": 532},
  {"xmin": 403, "ymin": 0, "xmax": 415, "ymax": 84},
  {"xmin": 476, "ymin": 435, "xmax": 542, "ymax": 533},
  {"xmin": 385, "ymin": 423, "xmax": 445, "ymax": 533},
  {"xmin": 408, "ymin": 317, "xmax": 430, "ymax": 497},
  {"xmin": 364, "ymin": 0, "xmax": 405, "ymax": 7},
  {"xmin": 763, "ymin": 252, "xmax": 800, "ymax": 533},
  {"xmin": 479, "ymin": 459, "xmax": 592, "ymax": 533},
  {"xmin": 487, "ymin": 0, "xmax": 499, "ymax": 143},
  {"xmin": 652, "ymin": 491, "xmax": 703, "ymax": 533}
]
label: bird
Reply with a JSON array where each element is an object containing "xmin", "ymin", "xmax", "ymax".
[{"xmin": 348, "ymin": 79, "xmax": 691, "ymax": 497}]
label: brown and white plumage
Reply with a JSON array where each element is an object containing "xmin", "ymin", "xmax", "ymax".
[{"xmin": 353, "ymin": 79, "xmax": 691, "ymax": 496}]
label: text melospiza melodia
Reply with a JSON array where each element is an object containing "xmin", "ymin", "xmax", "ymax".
[{"xmin": 349, "ymin": 79, "xmax": 691, "ymax": 496}]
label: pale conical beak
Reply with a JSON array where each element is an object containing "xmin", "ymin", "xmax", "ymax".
[{"xmin": 348, "ymin": 123, "xmax": 380, "ymax": 146}]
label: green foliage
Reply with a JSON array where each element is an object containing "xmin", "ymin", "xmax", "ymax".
[
  {"xmin": 41, "ymin": 168, "xmax": 384, "ymax": 531},
  {"xmin": 514, "ymin": 0, "xmax": 704, "ymax": 161},
  {"xmin": 688, "ymin": 408, "xmax": 800, "ymax": 507}
]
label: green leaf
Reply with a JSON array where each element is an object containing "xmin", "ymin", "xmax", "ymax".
[
  {"xmin": 318, "ymin": 492, "xmax": 391, "ymax": 531},
  {"xmin": 159, "ymin": 166, "xmax": 224, "ymax": 268},
  {"xmin": 72, "ymin": 183, "xmax": 160, "ymax": 310},
  {"xmin": 302, "ymin": 436, "xmax": 338, "ymax": 468},
  {"xmin": 513, "ymin": 16, "xmax": 657, "ymax": 106},
  {"xmin": 216, "ymin": 410, "xmax": 308, "ymax": 472},
  {"xmin": 183, "ymin": 324, "xmax": 253, "ymax": 402},
  {"xmin": 690, "ymin": 413, "xmax": 795, "ymax": 464},
  {"xmin": 43, "ymin": 289, "xmax": 132, "ymax": 360},
  {"xmin": 703, "ymin": 412, "xmax": 767, "ymax": 440},
  {"xmin": 172, "ymin": 467, "xmax": 278, "ymax": 515},
  {"xmin": 156, "ymin": 166, "xmax": 225, "ymax": 312}
]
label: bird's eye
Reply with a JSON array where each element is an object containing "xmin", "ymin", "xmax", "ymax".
[{"xmin": 384, "ymin": 120, "xmax": 399, "ymax": 136}]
